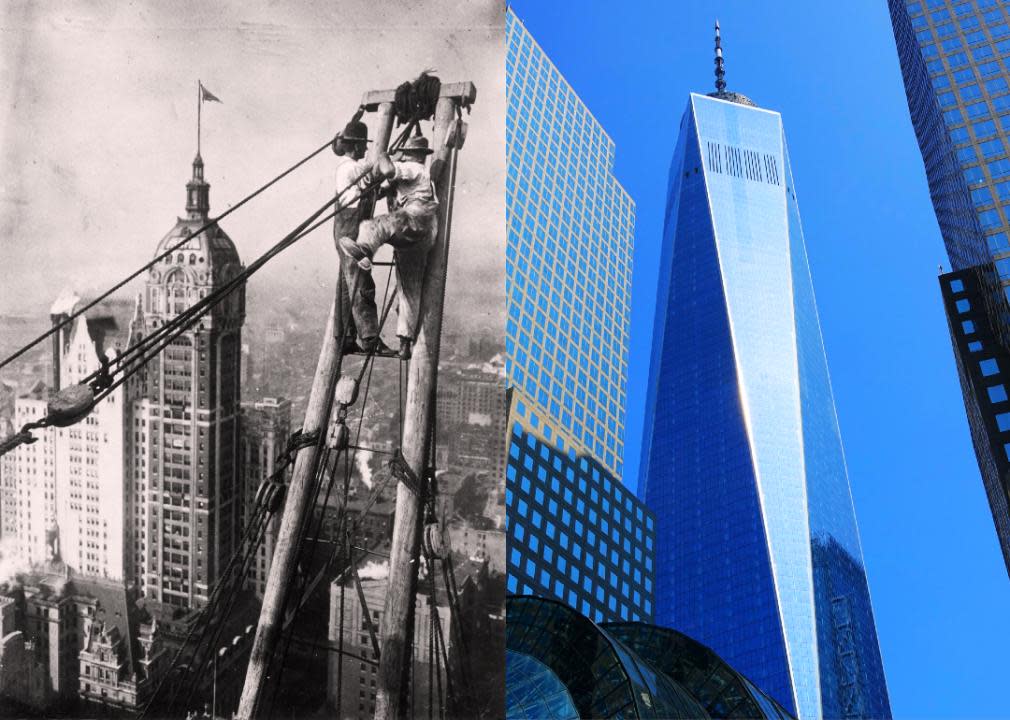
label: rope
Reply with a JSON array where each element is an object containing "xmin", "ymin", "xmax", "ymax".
[
  {"xmin": 2, "ymin": 175, "xmax": 384, "ymax": 460},
  {"xmin": 265, "ymin": 264, "xmax": 398, "ymax": 717},
  {"xmin": 142, "ymin": 498, "xmax": 274, "ymax": 718},
  {"xmin": 0, "ymin": 138, "xmax": 334, "ymax": 374}
]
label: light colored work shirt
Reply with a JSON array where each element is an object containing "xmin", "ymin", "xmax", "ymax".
[
  {"xmin": 392, "ymin": 160, "xmax": 436, "ymax": 207},
  {"xmin": 335, "ymin": 156, "xmax": 371, "ymax": 207}
]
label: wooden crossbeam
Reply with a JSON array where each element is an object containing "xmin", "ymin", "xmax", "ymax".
[{"xmin": 360, "ymin": 81, "xmax": 476, "ymax": 110}]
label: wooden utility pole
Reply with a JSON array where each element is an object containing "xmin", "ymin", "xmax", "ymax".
[
  {"xmin": 373, "ymin": 82, "xmax": 475, "ymax": 720},
  {"xmin": 236, "ymin": 293, "xmax": 341, "ymax": 719},
  {"xmin": 236, "ymin": 96, "xmax": 397, "ymax": 720}
]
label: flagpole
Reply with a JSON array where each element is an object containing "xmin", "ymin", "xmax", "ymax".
[{"xmin": 197, "ymin": 80, "xmax": 201, "ymax": 156}]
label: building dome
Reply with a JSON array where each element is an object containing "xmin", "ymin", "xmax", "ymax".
[{"xmin": 148, "ymin": 154, "xmax": 241, "ymax": 288}]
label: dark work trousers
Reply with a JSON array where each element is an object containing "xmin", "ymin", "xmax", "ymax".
[
  {"xmin": 334, "ymin": 206, "xmax": 378, "ymax": 342},
  {"xmin": 355, "ymin": 199, "xmax": 439, "ymax": 340}
]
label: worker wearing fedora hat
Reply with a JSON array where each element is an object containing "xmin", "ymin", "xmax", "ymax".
[
  {"xmin": 333, "ymin": 119, "xmax": 392, "ymax": 355},
  {"xmin": 339, "ymin": 132, "xmax": 449, "ymax": 360}
]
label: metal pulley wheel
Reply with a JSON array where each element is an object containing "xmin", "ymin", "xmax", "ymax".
[
  {"xmin": 423, "ymin": 522, "xmax": 443, "ymax": 559},
  {"xmin": 47, "ymin": 384, "xmax": 96, "ymax": 427},
  {"xmin": 264, "ymin": 482, "xmax": 285, "ymax": 513},
  {"xmin": 335, "ymin": 375, "xmax": 359, "ymax": 407}
]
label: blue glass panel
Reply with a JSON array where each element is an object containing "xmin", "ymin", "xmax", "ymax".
[{"xmin": 641, "ymin": 97, "xmax": 793, "ymax": 713}]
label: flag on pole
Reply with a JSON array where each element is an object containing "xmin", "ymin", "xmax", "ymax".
[{"xmin": 200, "ymin": 82, "xmax": 222, "ymax": 104}]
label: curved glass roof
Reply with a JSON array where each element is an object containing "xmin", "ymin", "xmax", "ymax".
[
  {"xmin": 506, "ymin": 650, "xmax": 580, "ymax": 720},
  {"xmin": 603, "ymin": 623, "xmax": 793, "ymax": 720},
  {"xmin": 507, "ymin": 596, "xmax": 712, "ymax": 719},
  {"xmin": 506, "ymin": 596, "xmax": 794, "ymax": 720}
]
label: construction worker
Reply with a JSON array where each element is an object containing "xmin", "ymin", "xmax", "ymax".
[
  {"xmin": 332, "ymin": 119, "xmax": 392, "ymax": 355},
  {"xmin": 339, "ymin": 134, "xmax": 449, "ymax": 360}
]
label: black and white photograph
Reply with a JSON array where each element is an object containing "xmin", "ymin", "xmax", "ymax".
[{"xmin": 0, "ymin": 2, "xmax": 506, "ymax": 718}]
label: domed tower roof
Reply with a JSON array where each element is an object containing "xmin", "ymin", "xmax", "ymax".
[
  {"xmin": 151, "ymin": 154, "xmax": 240, "ymax": 277},
  {"xmin": 705, "ymin": 20, "xmax": 757, "ymax": 108}
]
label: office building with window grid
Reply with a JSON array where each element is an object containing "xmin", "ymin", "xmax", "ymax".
[
  {"xmin": 504, "ymin": 10, "xmax": 651, "ymax": 626},
  {"xmin": 637, "ymin": 87, "xmax": 891, "ymax": 718},
  {"xmin": 505, "ymin": 9, "xmax": 635, "ymax": 482},
  {"xmin": 890, "ymin": 0, "xmax": 1010, "ymax": 577},
  {"xmin": 939, "ymin": 269, "xmax": 1010, "ymax": 569},
  {"xmin": 506, "ymin": 395, "xmax": 655, "ymax": 624}
]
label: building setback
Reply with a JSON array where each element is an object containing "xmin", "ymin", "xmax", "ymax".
[
  {"xmin": 503, "ymin": 9, "xmax": 652, "ymax": 627},
  {"xmin": 505, "ymin": 10, "xmax": 635, "ymax": 482},
  {"xmin": 506, "ymin": 395, "xmax": 655, "ymax": 624},
  {"xmin": 637, "ymin": 83, "xmax": 891, "ymax": 717},
  {"xmin": 889, "ymin": 0, "xmax": 1010, "ymax": 577}
]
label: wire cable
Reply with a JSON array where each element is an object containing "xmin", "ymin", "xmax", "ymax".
[{"xmin": 0, "ymin": 138, "xmax": 334, "ymax": 374}]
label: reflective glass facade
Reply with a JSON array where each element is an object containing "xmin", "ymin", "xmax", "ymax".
[
  {"xmin": 890, "ymin": 0, "xmax": 1010, "ymax": 577},
  {"xmin": 505, "ymin": 9, "xmax": 635, "ymax": 481},
  {"xmin": 506, "ymin": 395, "xmax": 655, "ymax": 624},
  {"xmin": 890, "ymin": 0, "xmax": 1010, "ymax": 277},
  {"xmin": 638, "ymin": 93, "xmax": 891, "ymax": 719},
  {"xmin": 940, "ymin": 266, "xmax": 1010, "ymax": 569},
  {"xmin": 506, "ymin": 596, "xmax": 793, "ymax": 720}
]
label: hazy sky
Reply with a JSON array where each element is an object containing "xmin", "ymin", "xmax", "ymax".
[{"xmin": 0, "ymin": 0, "xmax": 504, "ymax": 325}]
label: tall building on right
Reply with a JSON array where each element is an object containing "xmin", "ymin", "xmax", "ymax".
[
  {"xmin": 889, "ymin": 0, "xmax": 1010, "ymax": 575},
  {"xmin": 638, "ymin": 28, "xmax": 891, "ymax": 719}
]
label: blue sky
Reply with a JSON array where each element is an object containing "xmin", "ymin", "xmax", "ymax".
[{"xmin": 510, "ymin": 0, "xmax": 1010, "ymax": 715}]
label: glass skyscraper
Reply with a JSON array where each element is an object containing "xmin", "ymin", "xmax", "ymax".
[
  {"xmin": 504, "ymin": 10, "xmax": 652, "ymax": 625},
  {"xmin": 889, "ymin": 0, "xmax": 1010, "ymax": 576},
  {"xmin": 506, "ymin": 396, "xmax": 656, "ymax": 624},
  {"xmin": 638, "ymin": 89, "xmax": 891, "ymax": 718},
  {"xmin": 505, "ymin": 9, "xmax": 635, "ymax": 482}
]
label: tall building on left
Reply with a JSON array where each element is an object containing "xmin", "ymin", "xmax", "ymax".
[
  {"xmin": 130, "ymin": 152, "xmax": 245, "ymax": 608},
  {"xmin": 10, "ymin": 294, "xmax": 134, "ymax": 581}
]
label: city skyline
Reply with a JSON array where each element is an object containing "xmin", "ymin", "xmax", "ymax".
[
  {"xmin": 5, "ymin": 0, "xmax": 1010, "ymax": 717},
  {"xmin": 0, "ymin": 1, "xmax": 505, "ymax": 322},
  {"xmin": 510, "ymin": 1, "xmax": 1010, "ymax": 714}
]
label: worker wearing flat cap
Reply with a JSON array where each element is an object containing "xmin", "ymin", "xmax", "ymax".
[{"xmin": 339, "ymin": 133, "xmax": 449, "ymax": 360}]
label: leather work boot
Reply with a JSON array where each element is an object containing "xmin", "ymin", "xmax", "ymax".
[
  {"xmin": 339, "ymin": 236, "xmax": 373, "ymax": 271},
  {"xmin": 361, "ymin": 336, "xmax": 395, "ymax": 356},
  {"xmin": 341, "ymin": 337, "xmax": 363, "ymax": 355}
]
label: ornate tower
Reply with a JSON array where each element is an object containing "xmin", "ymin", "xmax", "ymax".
[{"xmin": 131, "ymin": 154, "xmax": 245, "ymax": 608}]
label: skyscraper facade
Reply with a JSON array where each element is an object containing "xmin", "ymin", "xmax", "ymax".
[
  {"xmin": 239, "ymin": 396, "xmax": 291, "ymax": 599},
  {"xmin": 505, "ymin": 9, "xmax": 634, "ymax": 481},
  {"xmin": 889, "ymin": 0, "xmax": 1010, "ymax": 576},
  {"xmin": 504, "ymin": 10, "xmax": 652, "ymax": 625},
  {"xmin": 638, "ymin": 89, "xmax": 891, "ymax": 718},
  {"xmin": 8, "ymin": 295, "xmax": 133, "ymax": 581},
  {"xmin": 131, "ymin": 154, "xmax": 245, "ymax": 608},
  {"xmin": 938, "ymin": 267, "xmax": 1010, "ymax": 569}
]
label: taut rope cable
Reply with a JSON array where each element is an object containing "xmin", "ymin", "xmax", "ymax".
[{"xmin": 0, "ymin": 138, "xmax": 334, "ymax": 374}]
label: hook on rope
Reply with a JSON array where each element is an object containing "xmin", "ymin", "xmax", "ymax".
[
  {"xmin": 0, "ymin": 429, "xmax": 38, "ymax": 458},
  {"xmin": 328, "ymin": 421, "xmax": 350, "ymax": 451}
]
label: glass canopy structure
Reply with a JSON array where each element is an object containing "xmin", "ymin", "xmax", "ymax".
[{"xmin": 505, "ymin": 595, "xmax": 793, "ymax": 720}]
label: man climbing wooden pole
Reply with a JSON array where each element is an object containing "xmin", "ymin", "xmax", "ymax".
[
  {"xmin": 373, "ymin": 82, "xmax": 475, "ymax": 720},
  {"xmin": 235, "ymin": 101, "xmax": 399, "ymax": 720}
]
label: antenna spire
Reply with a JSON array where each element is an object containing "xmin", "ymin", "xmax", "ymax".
[{"xmin": 714, "ymin": 19, "xmax": 726, "ymax": 93}]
